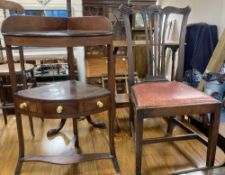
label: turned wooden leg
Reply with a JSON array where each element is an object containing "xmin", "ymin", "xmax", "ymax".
[
  {"xmin": 72, "ymin": 118, "xmax": 79, "ymax": 148},
  {"xmin": 28, "ymin": 115, "xmax": 35, "ymax": 137},
  {"xmin": 15, "ymin": 113, "xmax": 24, "ymax": 175},
  {"xmin": 135, "ymin": 110, "xmax": 143, "ymax": 175},
  {"xmin": 86, "ymin": 115, "xmax": 106, "ymax": 129},
  {"xmin": 47, "ymin": 115, "xmax": 106, "ymax": 138},
  {"xmin": 47, "ymin": 119, "xmax": 66, "ymax": 137}
]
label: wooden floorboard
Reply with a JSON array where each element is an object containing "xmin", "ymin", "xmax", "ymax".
[{"xmin": 0, "ymin": 109, "xmax": 224, "ymax": 175}]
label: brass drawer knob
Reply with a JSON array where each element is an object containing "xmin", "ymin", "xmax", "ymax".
[
  {"xmin": 19, "ymin": 102, "xmax": 27, "ymax": 109},
  {"xmin": 97, "ymin": 101, "xmax": 104, "ymax": 108},
  {"xmin": 56, "ymin": 105, "xmax": 63, "ymax": 114}
]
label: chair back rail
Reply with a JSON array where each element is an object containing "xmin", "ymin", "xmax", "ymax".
[
  {"xmin": 119, "ymin": 4, "xmax": 191, "ymax": 85},
  {"xmin": 0, "ymin": 0, "xmax": 24, "ymax": 14}
]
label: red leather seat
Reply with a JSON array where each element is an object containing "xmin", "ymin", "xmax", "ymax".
[{"xmin": 132, "ymin": 82, "xmax": 216, "ymax": 108}]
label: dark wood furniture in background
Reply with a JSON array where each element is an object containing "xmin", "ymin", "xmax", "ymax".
[
  {"xmin": 120, "ymin": 5, "xmax": 222, "ymax": 175},
  {"xmin": 83, "ymin": 0, "xmax": 156, "ymax": 79},
  {"xmin": 2, "ymin": 16, "xmax": 120, "ymax": 175},
  {"xmin": 83, "ymin": 0, "xmax": 157, "ymax": 132},
  {"xmin": 83, "ymin": 0, "xmax": 157, "ymax": 17},
  {"xmin": 0, "ymin": 0, "xmax": 24, "ymax": 123},
  {"xmin": 83, "ymin": 0, "xmax": 127, "ymax": 17},
  {"xmin": 46, "ymin": 0, "xmax": 107, "ymax": 137},
  {"xmin": 0, "ymin": 63, "xmax": 36, "ymax": 136},
  {"xmin": 0, "ymin": 0, "xmax": 37, "ymax": 136}
]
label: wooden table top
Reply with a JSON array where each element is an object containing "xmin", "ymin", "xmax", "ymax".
[{"xmin": 15, "ymin": 80, "xmax": 110, "ymax": 101}]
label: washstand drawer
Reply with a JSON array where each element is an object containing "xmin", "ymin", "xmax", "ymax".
[
  {"xmin": 14, "ymin": 97, "xmax": 78, "ymax": 115},
  {"xmin": 14, "ymin": 95, "xmax": 111, "ymax": 116},
  {"xmin": 78, "ymin": 95, "xmax": 111, "ymax": 114}
]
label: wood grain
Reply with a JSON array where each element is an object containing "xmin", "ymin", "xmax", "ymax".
[
  {"xmin": 86, "ymin": 57, "xmax": 128, "ymax": 78},
  {"xmin": 0, "ymin": 109, "xmax": 224, "ymax": 175}
]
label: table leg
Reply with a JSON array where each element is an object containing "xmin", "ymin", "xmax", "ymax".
[
  {"xmin": 109, "ymin": 108, "xmax": 120, "ymax": 173},
  {"xmin": 86, "ymin": 115, "xmax": 106, "ymax": 128},
  {"xmin": 47, "ymin": 116, "xmax": 106, "ymax": 137},
  {"xmin": 108, "ymin": 43, "xmax": 120, "ymax": 172},
  {"xmin": 47, "ymin": 119, "xmax": 66, "ymax": 137},
  {"xmin": 15, "ymin": 112, "xmax": 24, "ymax": 175},
  {"xmin": 73, "ymin": 118, "xmax": 79, "ymax": 148},
  {"xmin": 28, "ymin": 115, "xmax": 35, "ymax": 137}
]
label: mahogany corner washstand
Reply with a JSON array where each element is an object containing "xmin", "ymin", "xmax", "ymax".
[{"xmin": 2, "ymin": 16, "xmax": 120, "ymax": 174}]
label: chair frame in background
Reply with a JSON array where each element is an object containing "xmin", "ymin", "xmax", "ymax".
[{"xmin": 0, "ymin": 0, "xmax": 36, "ymax": 137}]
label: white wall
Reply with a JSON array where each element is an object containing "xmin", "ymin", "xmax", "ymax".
[
  {"xmin": 160, "ymin": 0, "xmax": 224, "ymax": 36},
  {"xmin": 11, "ymin": 0, "xmax": 66, "ymax": 9},
  {"xmin": 10, "ymin": 0, "xmax": 82, "ymax": 16},
  {"xmin": 70, "ymin": 0, "xmax": 86, "ymax": 82},
  {"xmin": 72, "ymin": 0, "xmax": 82, "ymax": 17}
]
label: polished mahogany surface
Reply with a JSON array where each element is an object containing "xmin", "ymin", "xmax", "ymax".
[
  {"xmin": 2, "ymin": 16, "xmax": 113, "ymax": 34},
  {"xmin": 2, "ymin": 16, "xmax": 114, "ymax": 47},
  {"xmin": 16, "ymin": 80, "xmax": 110, "ymax": 101},
  {"xmin": 132, "ymin": 82, "xmax": 219, "ymax": 108}
]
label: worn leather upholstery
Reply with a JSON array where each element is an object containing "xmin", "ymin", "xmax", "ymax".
[{"xmin": 132, "ymin": 82, "xmax": 218, "ymax": 108}]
